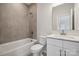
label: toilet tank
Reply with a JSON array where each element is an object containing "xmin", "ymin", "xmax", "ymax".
[{"xmin": 39, "ymin": 36, "xmax": 47, "ymax": 45}]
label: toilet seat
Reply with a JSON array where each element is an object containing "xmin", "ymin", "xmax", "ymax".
[
  {"xmin": 31, "ymin": 44, "xmax": 43, "ymax": 52},
  {"xmin": 31, "ymin": 44, "xmax": 43, "ymax": 56},
  {"xmin": 31, "ymin": 44, "xmax": 43, "ymax": 51}
]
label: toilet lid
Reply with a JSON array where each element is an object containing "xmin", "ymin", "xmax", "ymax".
[{"xmin": 31, "ymin": 44, "xmax": 43, "ymax": 50}]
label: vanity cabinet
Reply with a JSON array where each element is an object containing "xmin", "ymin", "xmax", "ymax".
[
  {"xmin": 47, "ymin": 38, "xmax": 79, "ymax": 56},
  {"xmin": 47, "ymin": 38, "xmax": 63, "ymax": 56}
]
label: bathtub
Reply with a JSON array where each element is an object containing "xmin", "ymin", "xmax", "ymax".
[{"xmin": 0, "ymin": 38, "xmax": 37, "ymax": 56}]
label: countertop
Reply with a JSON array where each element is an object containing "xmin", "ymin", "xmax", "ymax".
[{"xmin": 46, "ymin": 34, "xmax": 79, "ymax": 43}]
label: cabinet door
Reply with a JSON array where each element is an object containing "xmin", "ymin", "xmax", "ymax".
[
  {"xmin": 47, "ymin": 44, "xmax": 62, "ymax": 56},
  {"xmin": 64, "ymin": 49, "xmax": 78, "ymax": 56},
  {"xmin": 63, "ymin": 40, "xmax": 79, "ymax": 56},
  {"xmin": 47, "ymin": 38, "xmax": 62, "ymax": 47}
]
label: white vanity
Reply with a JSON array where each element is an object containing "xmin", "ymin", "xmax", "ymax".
[
  {"xmin": 47, "ymin": 34, "xmax": 79, "ymax": 56},
  {"xmin": 47, "ymin": 3, "xmax": 79, "ymax": 56}
]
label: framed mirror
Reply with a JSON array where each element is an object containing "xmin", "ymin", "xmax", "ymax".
[{"xmin": 52, "ymin": 3, "xmax": 74, "ymax": 32}]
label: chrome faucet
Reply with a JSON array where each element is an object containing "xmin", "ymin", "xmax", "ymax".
[{"xmin": 60, "ymin": 30, "xmax": 66, "ymax": 35}]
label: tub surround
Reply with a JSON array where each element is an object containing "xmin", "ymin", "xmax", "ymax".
[
  {"xmin": 0, "ymin": 3, "xmax": 37, "ymax": 44},
  {"xmin": 0, "ymin": 4, "xmax": 30, "ymax": 44},
  {"xmin": 28, "ymin": 4, "xmax": 37, "ymax": 39}
]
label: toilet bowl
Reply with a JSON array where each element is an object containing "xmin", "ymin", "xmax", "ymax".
[
  {"xmin": 31, "ymin": 36, "xmax": 46, "ymax": 56},
  {"xmin": 31, "ymin": 44, "xmax": 43, "ymax": 56}
]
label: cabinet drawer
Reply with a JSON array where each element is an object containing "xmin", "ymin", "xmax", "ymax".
[
  {"xmin": 47, "ymin": 38, "xmax": 62, "ymax": 47},
  {"xmin": 63, "ymin": 40, "xmax": 79, "ymax": 50}
]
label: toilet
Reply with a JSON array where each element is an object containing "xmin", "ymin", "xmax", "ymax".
[{"xmin": 31, "ymin": 36, "xmax": 46, "ymax": 56}]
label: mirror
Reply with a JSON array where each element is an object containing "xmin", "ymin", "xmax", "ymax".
[{"xmin": 52, "ymin": 3, "xmax": 74, "ymax": 32}]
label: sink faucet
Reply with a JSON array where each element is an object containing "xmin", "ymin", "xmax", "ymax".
[{"xmin": 60, "ymin": 30, "xmax": 66, "ymax": 35}]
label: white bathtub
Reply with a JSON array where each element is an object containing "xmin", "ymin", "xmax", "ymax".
[{"xmin": 0, "ymin": 38, "xmax": 37, "ymax": 56}]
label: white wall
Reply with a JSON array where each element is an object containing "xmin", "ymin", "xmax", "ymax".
[
  {"xmin": 74, "ymin": 3, "xmax": 79, "ymax": 30},
  {"xmin": 37, "ymin": 3, "xmax": 79, "ymax": 38},
  {"xmin": 37, "ymin": 3, "xmax": 64, "ymax": 39},
  {"xmin": 37, "ymin": 3, "xmax": 53, "ymax": 39},
  {"xmin": 52, "ymin": 3, "xmax": 64, "ymax": 7}
]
